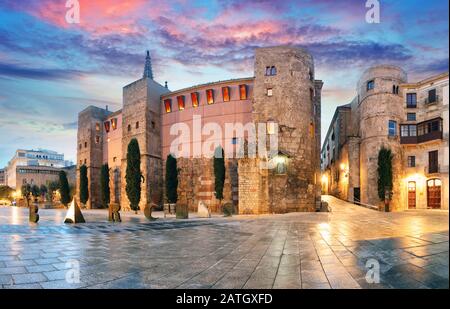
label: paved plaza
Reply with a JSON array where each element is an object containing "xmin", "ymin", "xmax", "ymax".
[{"xmin": 0, "ymin": 196, "xmax": 448, "ymax": 289}]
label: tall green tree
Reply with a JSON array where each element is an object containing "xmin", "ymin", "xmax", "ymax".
[
  {"xmin": 79, "ymin": 165, "xmax": 89, "ymax": 207},
  {"xmin": 21, "ymin": 184, "xmax": 32, "ymax": 207},
  {"xmin": 214, "ymin": 146, "xmax": 225, "ymax": 203},
  {"xmin": 31, "ymin": 185, "xmax": 40, "ymax": 202},
  {"xmin": 377, "ymin": 147, "xmax": 394, "ymax": 201},
  {"xmin": 59, "ymin": 170, "xmax": 71, "ymax": 207},
  {"xmin": 126, "ymin": 138, "xmax": 141, "ymax": 213},
  {"xmin": 100, "ymin": 163, "xmax": 110, "ymax": 208},
  {"xmin": 165, "ymin": 154, "xmax": 178, "ymax": 204}
]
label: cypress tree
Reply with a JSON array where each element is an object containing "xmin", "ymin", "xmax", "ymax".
[
  {"xmin": 377, "ymin": 147, "xmax": 393, "ymax": 201},
  {"xmin": 100, "ymin": 163, "xmax": 110, "ymax": 208},
  {"xmin": 165, "ymin": 154, "xmax": 178, "ymax": 204},
  {"xmin": 126, "ymin": 138, "xmax": 141, "ymax": 213},
  {"xmin": 79, "ymin": 165, "xmax": 89, "ymax": 206},
  {"xmin": 59, "ymin": 170, "xmax": 71, "ymax": 207},
  {"xmin": 214, "ymin": 146, "xmax": 225, "ymax": 202}
]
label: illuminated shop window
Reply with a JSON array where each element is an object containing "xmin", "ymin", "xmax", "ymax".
[
  {"xmin": 177, "ymin": 95, "xmax": 185, "ymax": 110},
  {"xmin": 239, "ymin": 85, "xmax": 247, "ymax": 100},
  {"xmin": 222, "ymin": 87, "xmax": 230, "ymax": 102},
  {"xmin": 111, "ymin": 118, "xmax": 118, "ymax": 130},
  {"xmin": 104, "ymin": 121, "xmax": 111, "ymax": 133},
  {"xmin": 191, "ymin": 92, "xmax": 199, "ymax": 107},
  {"xmin": 206, "ymin": 89, "xmax": 214, "ymax": 104},
  {"xmin": 164, "ymin": 99, "xmax": 172, "ymax": 113}
]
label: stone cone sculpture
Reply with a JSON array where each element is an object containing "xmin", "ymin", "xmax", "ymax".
[{"xmin": 64, "ymin": 199, "xmax": 86, "ymax": 224}]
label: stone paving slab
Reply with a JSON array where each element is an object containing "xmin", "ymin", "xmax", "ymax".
[{"xmin": 0, "ymin": 196, "xmax": 448, "ymax": 289}]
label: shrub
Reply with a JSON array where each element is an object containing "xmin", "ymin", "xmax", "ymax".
[
  {"xmin": 377, "ymin": 147, "xmax": 393, "ymax": 201},
  {"xmin": 79, "ymin": 165, "xmax": 89, "ymax": 206},
  {"xmin": 165, "ymin": 154, "xmax": 178, "ymax": 204},
  {"xmin": 126, "ymin": 138, "xmax": 141, "ymax": 213}
]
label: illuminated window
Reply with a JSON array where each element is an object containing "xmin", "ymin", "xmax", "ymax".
[
  {"xmin": 177, "ymin": 95, "xmax": 185, "ymax": 110},
  {"xmin": 206, "ymin": 89, "xmax": 214, "ymax": 104},
  {"xmin": 267, "ymin": 88, "xmax": 273, "ymax": 96},
  {"xmin": 95, "ymin": 123, "xmax": 101, "ymax": 131},
  {"xmin": 164, "ymin": 99, "xmax": 172, "ymax": 113},
  {"xmin": 239, "ymin": 85, "xmax": 247, "ymax": 100},
  {"xmin": 222, "ymin": 87, "xmax": 230, "ymax": 102},
  {"xmin": 111, "ymin": 118, "xmax": 118, "ymax": 130},
  {"xmin": 267, "ymin": 120, "xmax": 276, "ymax": 135},
  {"xmin": 104, "ymin": 121, "xmax": 111, "ymax": 133},
  {"xmin": 191, "ymin": 92, "xmax": 199, "ymax": 107}
]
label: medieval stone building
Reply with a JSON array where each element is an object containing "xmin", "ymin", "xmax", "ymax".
[
  {"xmin": 321, "ymin": 66, "xmax": 449, "ymax": 211},
  {"xmin": 76, "ymin": 46, "xmax": 322, "ymax": 213}
]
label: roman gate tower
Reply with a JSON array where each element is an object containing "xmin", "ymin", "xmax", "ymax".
[
  {"xmin": 239, "ymin": 46, "xmax": 322, "ymax": 213},
  {"xmin": 357, "ymin": 65, "xmax": 407, "ymax": 210}
]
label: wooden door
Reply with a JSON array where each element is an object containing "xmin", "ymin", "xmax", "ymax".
[
  {"xmin": 408, "ymin": 182, "xmax": 416, "ymax": 209},
  {"xmin": 427, "ymin": 179, "xmax": 441, "ymax": 209}
]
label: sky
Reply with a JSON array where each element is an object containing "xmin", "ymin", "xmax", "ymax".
[{"xmin": 0, "ymin": 0, "xmax": 448, "ymax": 167}]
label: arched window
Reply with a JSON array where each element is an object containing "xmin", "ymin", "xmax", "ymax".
[
  {"xmin": 127, "ymin": 124, "xmax": 131, "ymax": 132},
  {"xmin": 270, "ymin": 66, "xmax": 277, "ymax": 75},
  {"xmin": 265, "ymin": 66, "xmax": 271, "ymax": 76}
]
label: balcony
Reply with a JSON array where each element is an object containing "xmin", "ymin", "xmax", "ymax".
[
  {"xmin": 400, "ymin": 117, "xmax": 443, "ymax": 145},
  {"xmin": 426, "ymin": 164, "xmax": 440, "ymax": 175},
  {"xmin": 425, "ymin": 95, "xmax": 439, "ymax": 105}
]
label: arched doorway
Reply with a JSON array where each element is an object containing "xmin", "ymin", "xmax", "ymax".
[
  {"xmin": 427, "ymin": 179, "xmax": 441, "ymax": 209},
  {"xmin": 408, "ymin": 181, "xmax": 416, "ymax": 209}
]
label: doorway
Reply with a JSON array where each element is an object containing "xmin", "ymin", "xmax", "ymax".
[
  {"xmin": 408, "ymin": 181, "xmax": 416, "ymax": 209},
  {"xmin": 353, "ymin": 187, "xmax": 361, "ymax": 205},
  {"xmin": 427, "ymin": 179, "xmax": 441, "ymax": 209}
]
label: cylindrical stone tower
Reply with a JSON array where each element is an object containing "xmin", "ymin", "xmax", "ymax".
[{"xmin": 357, "ymin": 65, "xmax": 407, "ymax": 210}]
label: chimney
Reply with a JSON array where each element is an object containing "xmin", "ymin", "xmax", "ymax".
[{"xmin": 165, "ymin": 81, "xmax": 168, "ymax": 88}]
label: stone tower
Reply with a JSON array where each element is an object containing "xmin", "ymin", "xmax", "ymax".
[
  {"xmin": 120, "ymin": 51, "xmax": 169, "ymax": 210},
  {"xmin": 239, "ymin": 46, "xmax": 321, "ymax": 213},
  {"xmin": 76, "ymin": 106, "xmax": 111, "ymax": 209},
  {"xmin": 357, "ymin": 65, "xmax": 407, "ymax": 210}
]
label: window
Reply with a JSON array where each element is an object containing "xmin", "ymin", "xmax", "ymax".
[
  {"xmin": 407, "ymin": 113, "xmax": 416, "ymax": 121},
  {"xmin": 206, "ymin": 89, "xmax": 214, "ymax": 104},
  {"xmin": 408, "ymin": 156, "xmax": 416, "ymax": 167},
  {"xmin": 84, "ymin": 159, "xmax": 87, "ymax": 164},
  {"xmin": 222, "ymin": 87, "xmax": 230, "ymax": 102},
  {"xmin": 427, "ymin": 89, "xmax": 437, "ymax": 104},
  {"xmin": 367, "ymin": 80, "xmax": 375, "ymax": 91},
  {"xmin": 406, "ymin": 93, "xmax": 417, "ymax": 108},
  {"xmin": 111, "ymin": 118, "xmax": 118, "ymax": 130},
  {"xmin": 266, "ymin": 66, "xmax": 277, "ymax": 76},
  {"xmin": 388, "ymin": 120, "xmax": 397, "ymax": 136},
  {"xmin": 95, "ymin": 123, "xmax": 101, "ymax": 131},
  {"xmin": 393, "ymin": 85, "xmax": 399, "ymax": 94},
  {"xmin": 175, "ymin": 95, "xmax": 185, "ymax": 111},
  {"xmin": 135, "ymin": 121, "xmax": 139, "ymax": 129},
  {"xmin": 84, "ymin": 142, "xmax": 87, "ymax": 148},
  {"xmin": 239, "ymin": 84, "xmax": 247, "ymax": 100},
  {"xmin": 164, "ymin": 99, "xmax": 172, "ymax": 113},
  {"xmin": 191, "ymin": 92, "xmax": 199, "ymax": 107},
  {"xmin": 231, "ymin": 137, "xmax": 238, "ymax": 145},
  {"xmin": 113, "ymin": 157, "xmax": 117, "ymax": 163},
  {"xmin": 104, "ymin": 121, "xmax": 111, "ymax": 133},
  {"xmin": 95, "ymin": 136, "xmax": 100, "ymax": 144},
  {"xmin": 270, "ymin": 66, "xmax": 277, "ymax": 75},
  {"xmin": 151, "ymin": 121, "xmax": 155, "ymax": 129},
  {"xmin": 428, "ymin": 150, "xmax": 438, "ymax": 173},
  {"xmin": 267, "ymin": 88, "xmax": 273, "ymax": 97}
]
